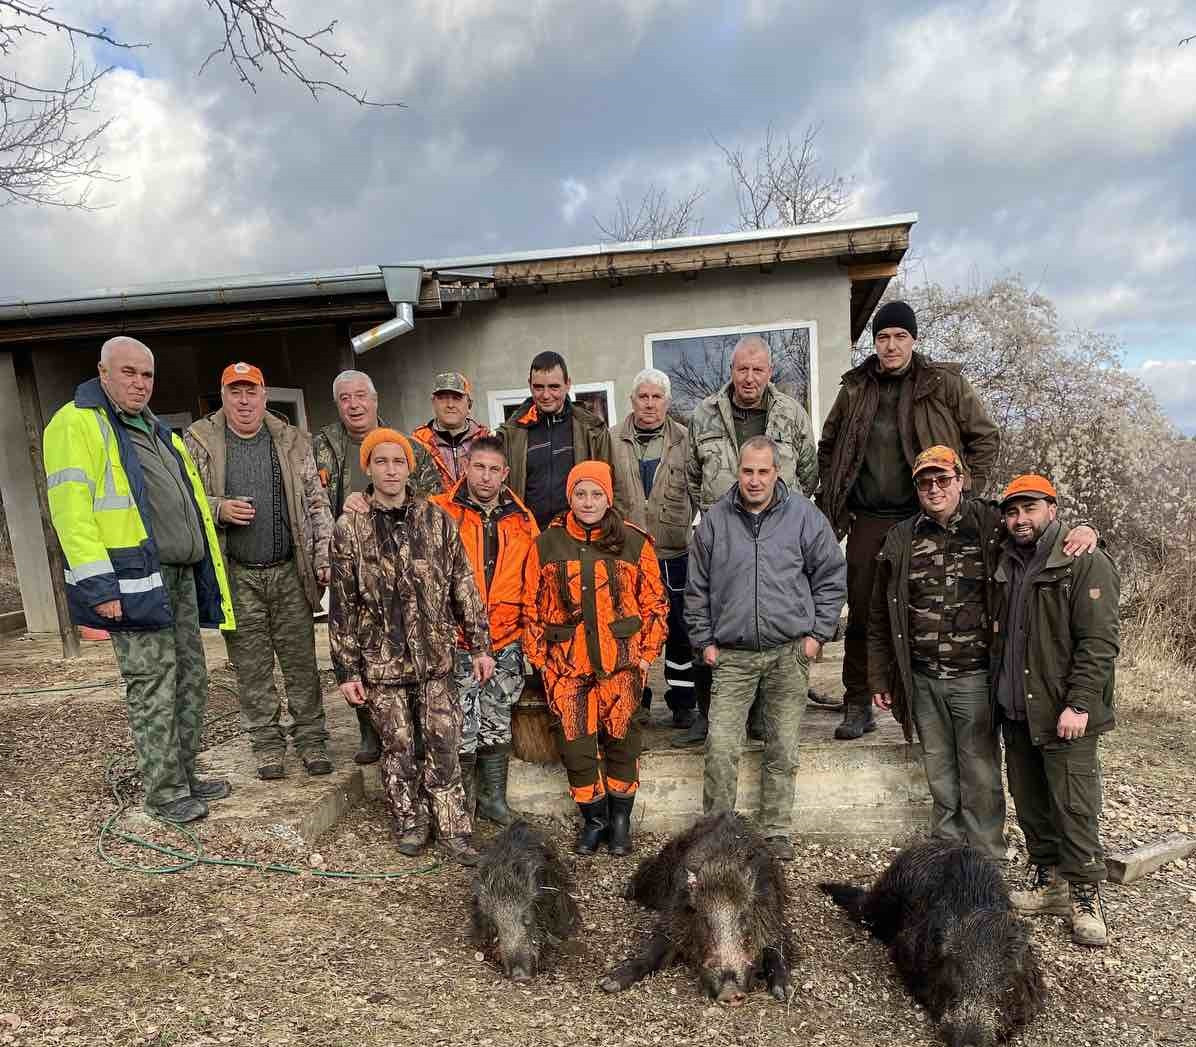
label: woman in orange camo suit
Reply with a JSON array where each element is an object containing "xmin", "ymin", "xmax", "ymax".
[{"xmin": 523, "ymin": 461, "xmax": 668, "ymax": 856}]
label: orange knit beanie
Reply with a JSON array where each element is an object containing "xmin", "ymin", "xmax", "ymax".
[
  {"xmin": 566, "ymin": 461, "xmax": 614, "ymax": 505},
  {"xmin": 360, "ymin": 427, "xmax": 415, "ymax": 472}
]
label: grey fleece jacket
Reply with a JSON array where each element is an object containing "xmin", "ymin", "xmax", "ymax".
[{"xmin": 685, "ymin": 480, "xmax": 846, "ymax": 653}]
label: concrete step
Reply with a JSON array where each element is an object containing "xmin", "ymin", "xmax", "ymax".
[{"xmin": 194, "ymin": 640, "xmax": 931, "ymax": 848}]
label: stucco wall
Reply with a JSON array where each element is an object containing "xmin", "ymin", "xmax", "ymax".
[{"xmin": 371, "ymin": 260, "xmax": 852, "ymax": 434}]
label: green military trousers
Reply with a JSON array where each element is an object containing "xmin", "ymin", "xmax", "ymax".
[
  {"xmin": 223, "ymin": 559, "xmax": 327, "ymax": 759},
  {"xmin": 704, "ymin": 641, "xmax": 809, "ymax": 837},
  {"xmin": 110, "ymin": 563, "xmax": 209, "ymax": 811},
  {"xmin": 1003, "ymin": 719, "xmax": 1107, "ymax": 884}
]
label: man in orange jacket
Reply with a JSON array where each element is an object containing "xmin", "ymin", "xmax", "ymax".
[
  {"xmin": 431, "ymin": 435, "xmax": 538, "ymax": 825},
  {"xmin": 413, "ymin": 372, "xmax": 491, "ymax": 490}
]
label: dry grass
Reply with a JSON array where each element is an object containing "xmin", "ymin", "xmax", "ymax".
[{"xmin": 1119, "ymin": 551, "xmax": 1196, "ymax": 719}]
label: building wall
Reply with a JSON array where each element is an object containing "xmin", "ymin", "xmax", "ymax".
[{"xmin": 373, "ymin": 260, "xmax": 852, "ymax": 434}]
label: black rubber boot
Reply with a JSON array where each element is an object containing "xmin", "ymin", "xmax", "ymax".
[
  {"xmin": 458, "ymin": 751, "xmax": 477, "ymax": 819},
  {"xmin": 575, "ymin": 797, "xmax": 610, "ymax": 855},
  {"xmin": 607, "ymin": 793, "xmax": 635, "ymax": 857},
  {"xmin": 834, "ymin": 704, "xmax": 877, "ymax": 740},
  {"xmin": 674, "ymin": 711, "xmax": 708, "ymax": 747},
  {"xmin": 475, "ymin": 745, "xmax": 517, "ymax": 826},
  {"xmin": 354, "ymin": 706, "xmax": 381, "ymax": 765}
]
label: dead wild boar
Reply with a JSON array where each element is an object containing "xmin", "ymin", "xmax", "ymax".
[
  {"xmin": 599, "ymin": 812, "xmax": 793, "ymax": 1006},
  {"xmin": 820, "ymin": 839, "xmax": 1045, "ymax": 1047},
  {"xmin": 470, "ymin": 820, "xmax": 579, "ymax": 982}
]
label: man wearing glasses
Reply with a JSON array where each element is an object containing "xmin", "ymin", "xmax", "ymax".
[{"xmin": 867, "ymin": 448, "xmax": 1096, "ymax": 861}]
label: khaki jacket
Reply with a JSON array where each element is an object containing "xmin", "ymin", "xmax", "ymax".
[
  {"xmin": 816, "ymin": 353, "xmax": 1000, "ymax": 538},
  {"xmin": 327, "ymin": 491, "xmax": 490, "ymax": 686},
  {"xmin": 685, "ymin": 383, "xmax": 817, "ymax": 513},
  {"xmin": 313, "ymin": 417, "xmax": 443, "ymax": 518},
  {"xmin": 184, "ymin": 410, "xmax": 333, "ymax": 611},
  {"xmin": 610, "ymin": 415, "xmax": 693, "ymax": 560}
]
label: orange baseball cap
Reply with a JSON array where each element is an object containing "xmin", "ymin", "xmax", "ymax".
[
  {"xmin": 912, "ymin": 445, "xmax": 962, "ymax": 476},
  {"xmin": 1000, "ymin": 474, "xmax": 1058, "ymax": 506},
  {"xmin": 221, "ymin": 361, "xmax": 265, "ymax": 387},
  {"xmin": 566, "ymin": 461, "xmax": 614, "ymax": 506}
]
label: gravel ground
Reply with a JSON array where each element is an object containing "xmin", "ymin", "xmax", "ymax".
[{"xmin": 1, "ymin": 652, "xmax": 1193, "ymax": 1047}]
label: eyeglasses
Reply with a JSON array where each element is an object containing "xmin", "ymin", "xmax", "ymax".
[{"xmin": 915, "ymin": 474, "xmax": 957, "ymax": 492}]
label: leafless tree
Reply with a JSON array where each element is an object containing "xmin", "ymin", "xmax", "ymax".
[
  {"xmin": 715, "ymin": 122, "xmax": 850, "ymax": 230},
  {"xmin": 0, "ymin": 0, "xmax": 400, "ymax": 208},
  {"xmin": 594, "ymin": 184, "xmax": 703, "ymax": 242}
]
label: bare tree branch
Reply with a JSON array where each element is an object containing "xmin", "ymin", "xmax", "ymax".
[
  {"xmin": 1181, "ymin": 34, "xmax": 1194, "ymax": 46},
  {"xmin": 594, "ymin": 183, "xmax": 703, "ymax": 242},
  {"xmin": 714, "ymin": 122, "xmax": 850, "ymax": 230},
  {"xmin": 0, "ymin": 0, "xmax": 401, "ymax": 208}
]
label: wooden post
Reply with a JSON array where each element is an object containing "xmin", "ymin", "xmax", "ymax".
[
  {"xmin": 12, "ymin": 348, "xmax": 81, "ymax": 659},
  {"xmin": 1106, "ymin": 834, "xmax": 1196, "ymax": 884}
]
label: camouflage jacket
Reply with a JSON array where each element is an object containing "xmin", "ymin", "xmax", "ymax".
[
  {"xmin": 313, "ymin": 417, "xmax": 443, "ymax": 518},
  {"xmin": 184, "ymin": 410, "xmax": 333, "ymax": 611},
  {"xmin": 685, "ymin": 382, "xmax": 817, "ymax": 513},
  {"xmin": 328, "ymin": 489, "xmax": 490, "ymax": 686}
]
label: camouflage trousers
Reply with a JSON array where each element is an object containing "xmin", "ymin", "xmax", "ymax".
[
  {"xmin": 704, "ymin": 641, "xmax": 809, "ymax": 838},
  {"xmin": 366, "ymin": 676, "xmax": 471, "ymax": 839},
  {"xmin": 223, "ymin": 560, "xmax": 327, "ymax": 758},
  {"xmin": 110, "ymin": 564, "xmax": 209, "ymax": 811},
  {"xmin": 454, "ymin": 642, "xmax": 525, "ymax": 754}
]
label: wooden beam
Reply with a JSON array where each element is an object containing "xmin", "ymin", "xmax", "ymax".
[
  {"xmin": 848, "ymin": 261, "xmax": 900, "ymax": 281},
  {"xmin": 1106, "ymin": 834, "xmax": 1196, "ymax": 884},
  {"xmin": 11, "ymin": 349, "xmax": 80, "ymax": 658},
  {"xmin": 851, "ymin": 279, "xmax": 890, "ymax": 343},
  {"xmin": 494, "ymin": 224, "xmax": 911, "ymax": 287}
]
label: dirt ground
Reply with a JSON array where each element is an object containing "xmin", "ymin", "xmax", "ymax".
[{"xmin": 1, "ymin": 634, "xmax": 1194, "ymax": 1047}]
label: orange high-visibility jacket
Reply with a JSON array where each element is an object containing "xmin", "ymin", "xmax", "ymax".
[
  {"xmin": 431, "ymin": 479, "xmax": 539, "ymax": 651},
  {"xmin": 523, "ymin": 511, "xmax": 668, "ymax": 681},
  {"xmin": 412, "ymin": 418, "xmax": 491, "ymax": 490}
]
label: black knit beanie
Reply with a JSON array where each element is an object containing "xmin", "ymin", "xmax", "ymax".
[{"xmin": 872, "ymin": 300, "xmax": 917, "ymax": 340}]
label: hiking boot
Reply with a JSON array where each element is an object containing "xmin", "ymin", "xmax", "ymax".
[
  {"xmin": 301, "ymin": 750, "xmax": 333, "ymax": 776},
  {"xmin": 1070, "ymin": 882, "xmax": 1108, "ymax": 947},
  {"xmin": 257, "ymin": 759, "xmax": 286, "ymax": 780},
  {"xmin": 575, "ymin": 797, "xmax": 610, "ymax": 855},
  {"xmin": 834, "ymin": 705, "xmax": 877, "ymax": 740},
  {"xmin": 1010, "ymin": 863, "xmax": 1070, "ymax": 915},
  {"xmin": 765, "ymin": 835, "xmax": 795, "ymax": 862},
  {"xmin": 147, "ymin": 795, "xmax": 209, "ymax": 823},
  {"xmin": 671, "ymin": 706, "xmax": 696, "ymax": 729},
  {"xmin": 353, "ymin": 706, "xmax": 381, "ymax": 765},
  {"xmin": 607, "ymin": 793, "xmax": 635, "ymax": 857},
  {"xmin": 189, "ymin": 777, "xmax": 231, "ymax": 801},
  {"xmin": 475, "ymin": 747, "xmax": 518, "ymax": 826},
  {"xmin": 458, "ymin": 751, "xmax": 478, "ymax": 819},
  {"xmin": 440, "ymin": 835, "xmax": 480, "ymax": 867},
  {"xmin": 395, "ymin": 815, "xmax": 430, "ymax": 857},
  {"xmin": 807, "ymin": 687, "xmax": 842, "ymax": 710},
  {"xmin": 673, "ymin": 711, "xmax": 708, "ymax": 748}
]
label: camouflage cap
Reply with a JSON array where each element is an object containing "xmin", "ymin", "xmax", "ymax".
[
  {"xmin": 912, "ymin": 445, "xmax": 962, "ymax": 476},
  {"xmin": 432, "ymin": 371, "xmax": 471, "ymax": 397}
]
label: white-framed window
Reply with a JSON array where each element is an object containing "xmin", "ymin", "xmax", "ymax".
[
  {"xmin": 486, "ymin": 381, "xmax": 618, "ymax": 429},
  {"xmin": 643, "ymin": 320, "xmax": 820, "ymax": 429}
]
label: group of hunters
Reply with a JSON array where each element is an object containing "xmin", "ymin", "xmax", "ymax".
[{"xmin": 42, "ymin": 298, "xmax": 1121, "ymax": 947}]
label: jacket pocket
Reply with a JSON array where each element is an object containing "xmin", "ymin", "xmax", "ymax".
[
  {"xmin": 609, "ymin": 615, "xmax": 642, "ymax": 639},
  {"xmin": 544, "ymin": 622, "xmax": 575, "ymax": 643}
]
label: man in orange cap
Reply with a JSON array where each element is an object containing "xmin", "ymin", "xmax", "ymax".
[
  {"xmin": 993, "ymin": 474, "xmax": 1119, "ymax": 947},
  {"xmin": 330, "ymin": 428, "xmax": 493, "ymax": 866},
  {"xmin": 869, "ymin": 450, "xmax": 1097, "ymax": 864},
  {"xmin": 185, "ymin": 362, "xmax": 335, "ymax": 781},
  {"xmin": 412, "ymin": 371, "xmax": 491, "ymax": 489}
]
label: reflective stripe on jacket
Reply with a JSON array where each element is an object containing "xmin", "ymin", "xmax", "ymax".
[
  {"xmin": 430, "ymin": 479, "xmax": 539, "ymax": 650},
  {"xmin": 43, "ymin": 377, "xmax": 234, "ymax": 632}
]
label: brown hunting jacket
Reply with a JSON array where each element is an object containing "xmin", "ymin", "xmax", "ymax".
[
  {"xmin": 184, "ymin": 410, "xmax": 333, "ymax": 611},
  {"xmin": 816, "ymin": 353, "xmax": 1000, "ymax": 538},
  {"xmin": 327, "ymin": 489, "xmax": 490, "ymax": 686}
]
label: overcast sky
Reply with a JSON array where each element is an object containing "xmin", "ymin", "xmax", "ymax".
[{"xmin": 3, "ymin": 0, "xmax": 1194, "ymax": 431}]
